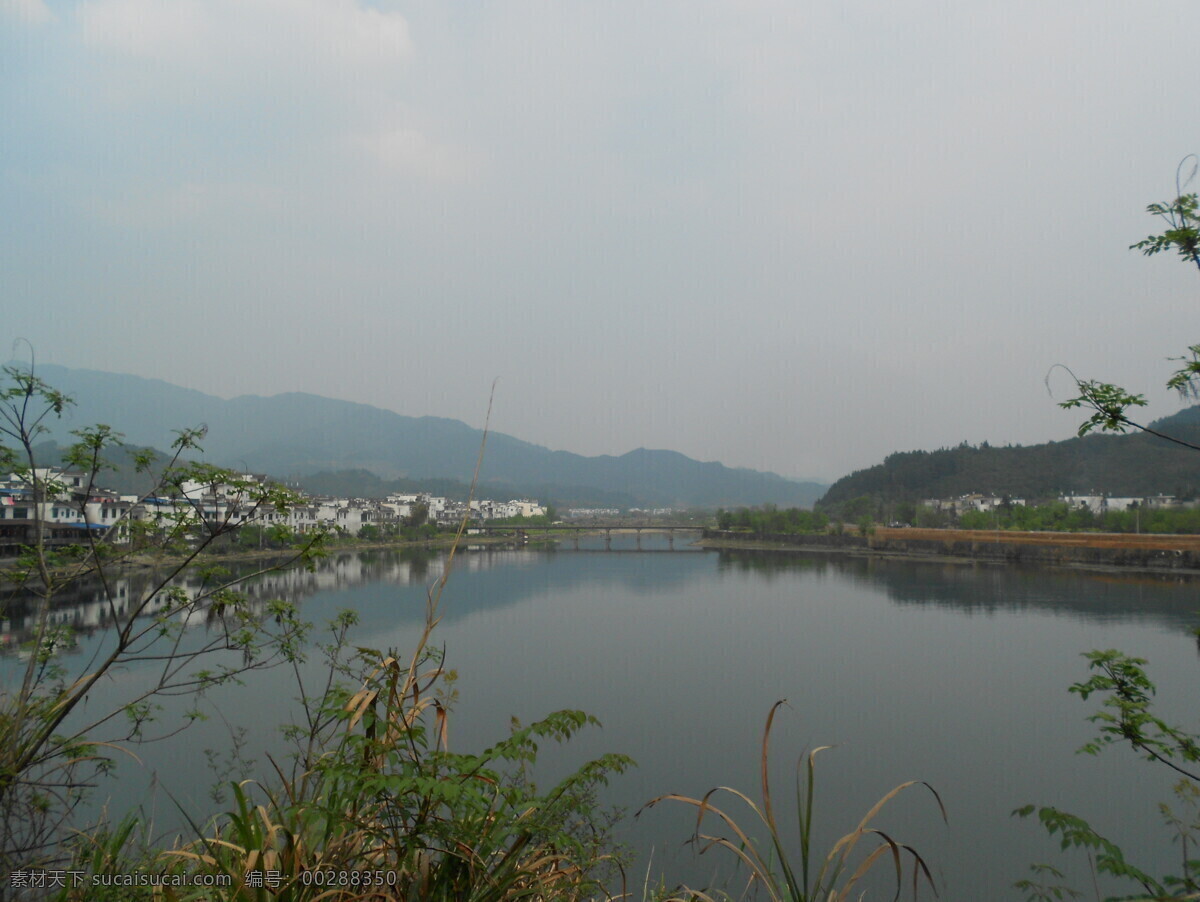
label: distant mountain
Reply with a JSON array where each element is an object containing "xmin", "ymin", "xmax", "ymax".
[
  {"xmin": 818, "ymin": 409, "xmax": 1200, "ymax": 511},
  {"xmin": 29, "ymin": 440, "xmax": 170, "ymax": 496},
  {"xmin": 20, "ymin": 365, "xmax": 827, "ymax": 508}
]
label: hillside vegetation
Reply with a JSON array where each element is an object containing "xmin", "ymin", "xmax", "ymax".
[{"xmin": 819, "ymin": 406, "xmax": 1200, "ymax": 511}]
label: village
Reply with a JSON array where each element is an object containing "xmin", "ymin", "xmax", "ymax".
[
  {"xmin": 0, "ymin": 467, "xmax": 548, "ymax": 557},
  {"xmin": 921, "ymin": 491, "xmax": 1189, "ymax": 516}
]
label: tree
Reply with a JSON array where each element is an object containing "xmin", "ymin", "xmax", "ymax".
[
  {"xmin": 407, "ymin": 500, "xmax": 430, "ymax": 529},
  {"xmin": 1058, "ymin": 155, "xmax": 1200, "ymax": 441},
  {"xmin": 1018, "ymin": 158, "xmax": 1200, "ymax": 899},
  {"xmin": 0, "ymin": 361, "xmax": 326, "ymax": 874}
]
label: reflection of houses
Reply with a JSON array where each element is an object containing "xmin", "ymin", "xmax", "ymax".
[
  {"xmin": 0, "ymin": 543, "xmax": 534, "ymax": 650},
  {"xmin": 0, "ymin": 546, "xmax": 512, "ymax": 649}
]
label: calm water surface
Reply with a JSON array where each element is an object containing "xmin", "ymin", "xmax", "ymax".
[{"xmin": 9, "ymin": 536, "xmax": 1200, "ymax": 899}]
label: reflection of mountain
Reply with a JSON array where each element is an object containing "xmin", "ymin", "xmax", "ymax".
[
  {"xmin": 12, "ymin": 545, "xmax": 1197, "ymax": 652},
  {"xmin": 0, "ymin": 541, "xmax": 711, "ymax": 647},
  {"xmin": 714, "ymin": 549, "xmax": 1200, "ymax": 632},
  {"xmin": 296, "ymin": 540, "xmax": 714, "ymax": 634},
  {"xmin": 0, "ymin": 551, "xmax": 452, "ymax": 648}
]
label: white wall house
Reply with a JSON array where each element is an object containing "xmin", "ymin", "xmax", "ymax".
[
  {"xmin": 1104, "ymin": 497, "xmax": 1140, "ymax": 512},
  {"xmin": 510, "ymin": 500, "xmax": 546, "ymax": 518}
]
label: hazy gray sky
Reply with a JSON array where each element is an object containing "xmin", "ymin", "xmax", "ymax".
[{"xmin": 3, "ymin": 0, "xmax": 1198, "ymax": 482}]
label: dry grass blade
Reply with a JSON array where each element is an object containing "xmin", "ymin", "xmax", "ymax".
[
  {"xmin": 343, "ymin": 687, "xmax": 377, "ymax": 731},
  {"xmin": 761, "ymin": 699, "xmax": 787, "ymax": 833},
  {"xmin": 644, "ymin": 788, "xmax": 777, "ymax": 884},
  {"xmin": 641, "ymin": 798, "xmax": 769, "ymax": 896},
  {"xmin": 851, "ymin": 781, "xmax": 947, "ymax": 836},
  {"xmin": 833, "ymin": 828, "xmax": 940, "ymax": 902},
  {"xmin": 649, "ymin": 705, "xmax": 944, "ymax": 902},
  {"xmin": 814, "ymin": 778, "xmax": 945, "ymax": 897}
]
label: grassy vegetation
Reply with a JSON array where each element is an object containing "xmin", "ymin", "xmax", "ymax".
[
  {"xmin": 644, "ymin": 702, "xmax": 944, "ymax": 902},
  {"xmin": 81, "ymin": 607, "xmax": 631, "ymax": 901},
  {"xmin": 714, "ymin": 506, "xmax": 830, "ymax": 535}
]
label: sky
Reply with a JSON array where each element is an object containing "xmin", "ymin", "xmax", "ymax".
[{"xmin": 2, "ymin": 0, "xmax": 1199, "ymax": 484}]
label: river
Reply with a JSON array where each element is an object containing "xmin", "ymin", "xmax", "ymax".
[{"xmin": 4, "ymin": 535, "xmax": 1197, "ymax": 899}]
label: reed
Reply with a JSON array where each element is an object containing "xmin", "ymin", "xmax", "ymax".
[{"xmin": 644, "ymin": 700, "xmax": 945, "ymax": 902}]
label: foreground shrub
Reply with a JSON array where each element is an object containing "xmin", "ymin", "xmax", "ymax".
[{"xmin": 104, "ymin": 596, "xmax": 634, "ymax": 902}]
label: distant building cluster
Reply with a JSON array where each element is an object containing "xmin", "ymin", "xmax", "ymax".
[
  {"xmin": 564, "ymin": 508, "xmax": 622, "ymax": 519},
  {"xmin": 1056, "ymin": 493, "xmax": 1184, "ymax": 514},
  {"xmin": 921, "ymin": 494, "xmax": 1026, "ymax": 516},
  {"xmin": 0, "ymin": 467, "xmax": 546, "ymax": 556},
  {"xmin": 922, "ymin": 492, "xmax": 1188, "ymax": 516}
]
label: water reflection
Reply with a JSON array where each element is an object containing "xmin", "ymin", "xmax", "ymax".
[
  {"xmin": 4, "ymin": 539, "xmax": 1194, "ymax": 899},
  {"xmin": 0, "ymin": 539, "xmax": 708, "ymax": 651},
  {"xmin": 715, "ymin": 549, "xmax": 1200, "ymax": 632},
  {"xmin": 7, "ymin": 542, "xmax": 1197, "ymax": 658}
]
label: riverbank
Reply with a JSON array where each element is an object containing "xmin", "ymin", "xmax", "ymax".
[{"xmin": 699, "ymin": 527, "xmax": 1200, "ymax": 573}]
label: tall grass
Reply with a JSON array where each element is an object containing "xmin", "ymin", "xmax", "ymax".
[{"xmin": 644, "ymin": 701, "xmax": 945, "ymax": 902}]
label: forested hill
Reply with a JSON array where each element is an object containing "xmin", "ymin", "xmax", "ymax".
[{"xmin": 818, "ymin": 406, "xmax": 1200, "ymax": 508}]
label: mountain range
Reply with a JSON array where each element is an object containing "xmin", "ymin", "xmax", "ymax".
[{"xmin": 19, "ymin": 365, "xmax": 828, "ymax": 508}]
